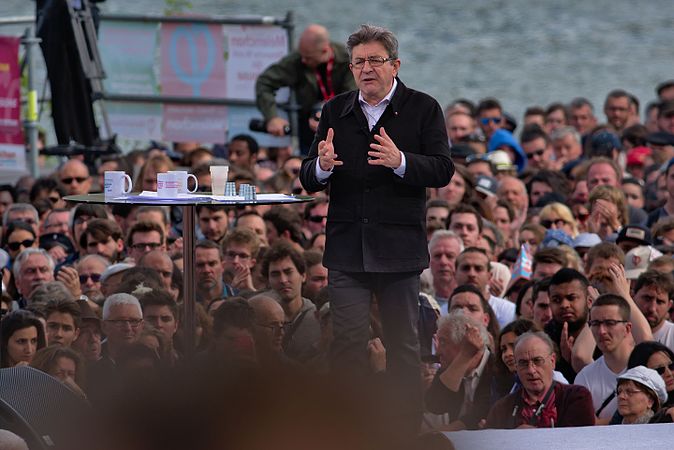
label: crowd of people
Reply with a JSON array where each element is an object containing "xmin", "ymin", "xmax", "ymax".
[{"xmin": 2, "ymin": 20, "xmax": 674, "ymax": 450}]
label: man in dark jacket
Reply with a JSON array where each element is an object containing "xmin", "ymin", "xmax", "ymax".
[
  {"xmin": 299, "ymin": 24, "xmax": 454, "ymax": 437},
  {"xmin": 425, "ymin": 311, "xmax": 496, "ymax": 430},
  {"xmin": 255, "ymin": 24, "xmax": 356, "ymax": 152},
  {"xmin": 486, "ymin": 331, "xmax": 595, "ymax": 428}
]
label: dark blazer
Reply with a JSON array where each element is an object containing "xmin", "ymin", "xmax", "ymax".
[
  {"xmin": 424, "ymin": 357, "xmax": 497, "ymax": 430},
  {"xmin": 299, "ymin": 79, "xmax": 454, "ymax": 273}
]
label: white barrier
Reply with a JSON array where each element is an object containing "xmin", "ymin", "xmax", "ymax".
[{"xmin": 445, "ymin": 422, "xmax": 674, "ymax": 450}]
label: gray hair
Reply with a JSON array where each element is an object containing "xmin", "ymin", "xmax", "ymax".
[
  {"xmin": 550, "ymin": 126, "xmax": 581, "ymax": 144},
  {"xmin": 3, "ymin": 203, "xmax": 39, "ymax": 228},
  {"xmin": 428, "ymin": 229, "xmax": 464, "ymax": 254},
  {"xmin": 437, "ymin": 310, "xmax": 489, "ymax": 347},
  {"xmin": 514, "ymin": 331, "xmax": 555, "ymax": 355},
  {"xmin": 0, "ymin": 429, "xmax": 29, "ymax": 450},
  {"xmin": 102, "ymin": 293, "xmax": 142, "ymax": 320},
  {"xmin": 569, "ymin": 97, "xmax": 594, "ymax": 113},
  {"xmin": 347, "ymin": 24, "xmax": 399, "ymax": 60},
  {"xmin": 76, "ymin": 254, "xmax": 111, "ymax": 271},
  {"xmin": 29, "ymin": 281, "xmax": 74, "ymax": 304},
  {"xmin": 12, "ymin": 248, "xmax": 55, "ymax": 280}
]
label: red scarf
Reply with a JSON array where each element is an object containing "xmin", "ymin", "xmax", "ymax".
[{"xmin": 519, "ymin": 387, "xmax": 558, "ymax": 428}]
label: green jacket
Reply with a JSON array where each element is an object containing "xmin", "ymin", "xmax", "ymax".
[{"xmin": 255, "ymin": 42, "xmax": 356, "ymax": 121}]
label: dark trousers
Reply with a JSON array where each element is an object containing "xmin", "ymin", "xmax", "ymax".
[{"xmin": 328, "ymin": 270, "xmax": 422, "ymax": 440}]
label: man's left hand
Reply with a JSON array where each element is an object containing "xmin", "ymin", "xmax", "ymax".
[{"xmin": 368, "ymin": 127, "xmax": 402, "ymax": 169}]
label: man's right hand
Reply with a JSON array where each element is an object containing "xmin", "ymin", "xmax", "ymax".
[
  {"xmin": 318, "ymin": 128, "xmax": 342, "ymax": 171},
  {"xmin": 267, "ymin": 117, "xmax": 290, "ymax": 136}
]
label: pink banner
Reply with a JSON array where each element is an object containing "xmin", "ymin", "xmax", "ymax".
[{"xmin": 0, "ymin": 36, "xmax": 23, "ymax": 145}]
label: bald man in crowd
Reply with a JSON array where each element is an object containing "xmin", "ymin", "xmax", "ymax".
[
  {"xmin": 58, "ymin": 159, "xmax": 92, "ymax": 196},
  {"xmin": 255, "ymin": 24, "xmax": 356, "ymax": 153}
]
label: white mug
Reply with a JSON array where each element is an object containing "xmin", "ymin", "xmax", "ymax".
[
  {"xmin": 104, "ymin": 171, "xmax": 132, "ymax": 198},
  {"xmin": 210, "ymin": 165, "xmax": 229, "ymax": 196},
  {"xmin": 157, "ymin": 172, "xmax": 179, "ymax": 198},
  {"xmin": 168, "ymin": 170, "xmax": 198, "ymax": 194}
]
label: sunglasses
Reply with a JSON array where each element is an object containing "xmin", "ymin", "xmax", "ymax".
[
  {"xmin": 7, "ymin": 239, "xmax": 35, "ymax": 251},
  {"xmin": 540, "ymin": 218, "xmax": 567, "ymax": 228},
  {"xmin": 480, "ymin": 117, "xmax": 502, "ymax": 125},
  {"xmin": 526, "ymin": 149, "xmax": 546, "ymax": 159},
  {"xmin": 654, "ymin": 362, "xmax": 674, "ymax": 376},
  {"xmin": 79, "ymin": 273, "xmax": 102, "ymax": 283},
  {"xmin": 308, "ymin": 215, "xmax": 327, "ymax": 223},
  {"xmin": 61, "ymin": 177, "xmax": 88, "ymax": 185}
]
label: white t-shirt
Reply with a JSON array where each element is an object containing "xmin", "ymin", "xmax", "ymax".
[
  {"xmin": 575, "ymin": 356, "xmax": 625, "ymax": 420},
  {"xmin": 489, "ymin": 295, "xmax": 516, "ymax": 329},
  {"xmin": 652, "ymin": 320, "xmax": 674, "ymax": 352}
]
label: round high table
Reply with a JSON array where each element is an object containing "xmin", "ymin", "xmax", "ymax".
[{"xmin": 65, "ymin": 192, "xmax": 313, "ymax": 356}]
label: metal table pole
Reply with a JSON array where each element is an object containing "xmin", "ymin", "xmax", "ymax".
[{"xmin": 181, "ymin": 205, "xmax": 196, "ymax": 356}]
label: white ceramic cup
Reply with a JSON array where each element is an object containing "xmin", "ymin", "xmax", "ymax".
[
  {"xmin": 157, "ymin": 172, "xmax": 179, "ymax": 198},
  {"xmin": 168, "ymin": 170, "xmax": 198, "ymax": 194},
  {"xmin": 104, "ymin": 171, "xmax": 132, "ymax": 198},
  {"xmin": 210, "ymin": 166, "xmax": 229, "ymax": 196}
]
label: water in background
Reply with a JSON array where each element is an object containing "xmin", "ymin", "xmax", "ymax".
[{"xmin": 2, "ymin": 0, "xmax": 674, "ymax": 125}]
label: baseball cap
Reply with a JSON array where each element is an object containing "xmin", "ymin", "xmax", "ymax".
[
  {"xmin": 541, "ymin": 229, "xmax": 573, "ymax": 248},
  {"xmin": 76, "ymin": 299, "xmax": 101, "ymax": 331},
  {"xmin": 616, "ymin": 225, "xmax": 652, "ymax": 246},
  {"xmin": 100, "ymin": 263, "xmax": 135, "ymax": 283},
  {"xmin": 647, "ymin": 132, "xmax": 674, "ymax": 147},
  {"xmin": 572, "ymin": 233, "xmax": 601, "ymax": 249},
  {"xmin": 626, "ymin": 146, "xmax": 652, "ymax": 167},
  {"xmin": 39, "ymin": 233, "xmax": 76, "ymax": 255},
  {"xmin": 450, "ymin": 144, "xmax": 475, "ymax": 160},
  {"xmin": 486, "ymin": 150, "xmax": 516, "ymax": 172},
  {"xmin": 590, "ymin": 132, "xmax": 622, "ymax": 155},
  {"xmin": 624, "ymin": 245, "xmax": 663, "ymax": 280},
  {"xmin": 474, "ymin": 175, "xmax": 498, "ymax": 197},
  {"xmin": 617, "ymin": 366, "xmax": 667, "ymax": 410}
]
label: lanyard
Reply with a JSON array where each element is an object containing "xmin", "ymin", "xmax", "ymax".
[{"xmin": 315, "ymin": 53, "xmax": 335, "ymax": 101}]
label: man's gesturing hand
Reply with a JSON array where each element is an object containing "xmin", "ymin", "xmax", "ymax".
[
  {"xmin": 368, "ymin": 127, "xmax": 402, "ymax": 169},
  {"xmin": 318, "ymin": 128, "xmax": 342, "ymax": 171}
]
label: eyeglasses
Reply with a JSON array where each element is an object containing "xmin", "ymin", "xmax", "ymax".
[
  {"xmin": 0, "ymin": 308, "xmax": 7, "ymax": 318},
  {"xmin": 7, "ymin": 239, "xmax": 35, "ymax": 251},
  {"xmin": 308, "ymin": 215, "xmax": 327, "ymax": 223},
  {"xmin": 130, "ymin": 242, "xmax": 162, "ymax": 251},
  {"xmin": 653, "ymin": 362, "xmax": 674, "ymax": 375},
  {"xmin": 79, "ymin": 273, "xmax": 102, "ymax": 284},
  {"xmin": 351, "ymin": 56, "xmax": 395, "ymax": 68},
  {"xmin": 61, "ymin": 177, "xmax": 88, "ymax": 185},
  {"xmin": 588, "ymin": 319, "xmax": 628, "ymax": 328},
  {"xmin": 525, "ymin": 149, "xmax": 546, "ymax": 159},
  {"xmin": 106, "ymin": 318, "xmax": 143, "ymax": 328},
  {"xmin": 515, "ymin": 354, "xmax": 551, "ymax": 370},
  {"xmin": 539, "ymin": 218, "xmax": 567, "ymax": 229},
  {"xmin": 616, "ymin": 387, "xmax": 645, "ymax": 397},
  {"xmin": 480, "ymin": 117, "xmax": 502, "ymax": 125},
  {"xmin": 224, "ymin": 251, "xmax": 251, "ymax": 261},
  {"xmin": 256, "ymin": 322, "xmax": 291, "ymax": 333}
]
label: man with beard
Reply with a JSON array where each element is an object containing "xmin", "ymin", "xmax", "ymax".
[
  {"xmin": 545, "ymin": 268, "xmax": 591, "ymax": 382},
  {"xmin": 262, "ymin": 242, "xmax": 320, "ymax": 363},
  {"xmin": 585, "ymin": 243, "xmax": 625, "ymax": 294},
  {"xmin": 634, "ymin": 270, "xmax": 674, "ymax": 349},
  {"xmin": 575, "ymin": 289, "xmax": 652, "ymax": 424},
  {"xmin": 195, "ymin": 240, "xmax": 237, "ymax": 305}
]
